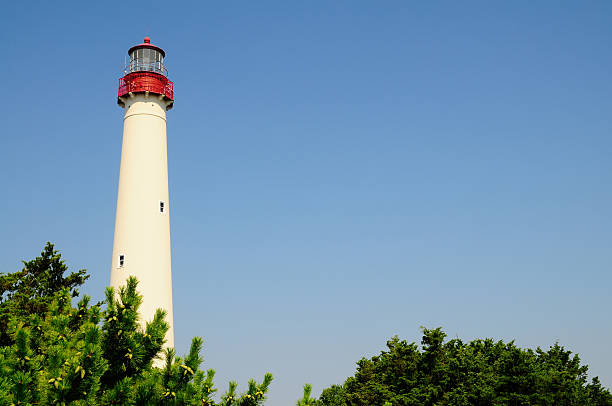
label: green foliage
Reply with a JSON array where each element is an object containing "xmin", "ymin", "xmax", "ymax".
[
  {"xmin": 0, "ymin": 244, "xmax": 273, "ymax": 405},
  {"xmin": 297, "ymin": 383, "xmax": 319, "ymax": 406},
  {"xmin": 314, "ymin": 327, "xmax": 612, "ymax": 406},
  {"xmin": 318, "ymin": 385, "xmax": 346, "ymax": 406},
  {"xmin": 0, "ymin": 242, "xmax": 89, "ymax": 346}
]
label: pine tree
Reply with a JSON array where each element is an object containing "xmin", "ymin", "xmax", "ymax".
[
  {"xmin": 297, "ymin": 384, "xmax": 319, "ymax": 406},
  {"xmin": 0, "ymin": 244, "xmax": 274, "ymax": 405},
  {"xmin": 0, "ymin": 242, "xmax": 88, "ymax": 346}
]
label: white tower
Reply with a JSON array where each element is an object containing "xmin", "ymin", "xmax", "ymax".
[{"xmin": 111, "ymin": 37, "xmax": 175, "ymax": 352}]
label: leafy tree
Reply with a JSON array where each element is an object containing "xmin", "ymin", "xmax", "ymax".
[
  {"xmin": 312, "ymin": 328, "xmax": 612, "ymax": 406},
  {"xmin": 318, "ymin": 385, "xmax": 346, "ymax": 406},
  {"xmin": 0, "ymin": 242, "xmax": 88, "ymax": 346},
  {"xmin": 0, "ymin": 244, "xmax": 273, "ymax": 405}
]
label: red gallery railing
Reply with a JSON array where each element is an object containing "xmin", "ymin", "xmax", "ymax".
[{"xmin": 118, "ymin": 72, "xmax": 174, "ymax": 101}]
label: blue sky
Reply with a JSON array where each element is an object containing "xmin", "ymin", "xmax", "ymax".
[{"xmin": 1, "ymin": 1, "xmax": 611, "ymax": 404}]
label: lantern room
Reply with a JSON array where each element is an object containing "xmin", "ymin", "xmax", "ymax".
[
  {"xmin": 128, "ymin": 37, "xmax": 166, "ymax": 74},
  {"xmin": 118, "ymin": 36, "xmax": 174, "ymax": 109}
]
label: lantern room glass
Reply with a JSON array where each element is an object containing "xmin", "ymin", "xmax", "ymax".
[{"xmin": 129, "ymin": 48, "xmax": 165, "ymax": 75}]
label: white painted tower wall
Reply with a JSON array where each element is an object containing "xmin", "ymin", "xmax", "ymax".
[{"xmin": 111, "ymin": 93, "xmax": 174, "ymax": 352}]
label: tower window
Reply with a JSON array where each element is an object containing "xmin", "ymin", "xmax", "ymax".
[
  {"xmin": 118, "ymin": 254, "xmax": 125, "ymax": 268},
  {"xmin": 159, "ymin": 201, "xmax": 165, "ymax": 213}
]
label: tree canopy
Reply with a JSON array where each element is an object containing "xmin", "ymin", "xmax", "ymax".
[
  {"xmin": 0, "ymin": 244, "xmax": 273, "ymax": 405},
  {"xmin": 313, "ymin": 328, "xmax": 612, "ymax": 406},
  {"xmin": 3, "ymin": 244, "xmax": 611, "ymax": 405},
  {"xmin": 0, "ymin": 243, "xmax": 88, "ymax": 346}
]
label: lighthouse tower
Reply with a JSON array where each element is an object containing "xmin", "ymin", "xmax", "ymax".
[{"xmin": 111, "ymin": 37, "xmax": 175, "ymax": 352}]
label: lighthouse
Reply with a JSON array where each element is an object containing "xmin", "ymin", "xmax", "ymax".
[{"xmin": 111, "ymin": 37, "xmax": 175, "ymax": 354}]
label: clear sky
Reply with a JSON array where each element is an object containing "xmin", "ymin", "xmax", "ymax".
[{"xmin": 1, "ymin": 1, "xmax": 611, "ymax": 404}]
